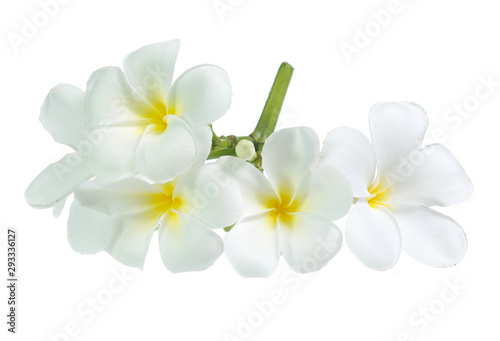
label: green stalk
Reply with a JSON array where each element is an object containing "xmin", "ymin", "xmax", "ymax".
[
  {"xmin": 208, "ymin": 62, "xmax": 294, "ymax": 164},
  {"xmin": 250, "ymin": 62, "xmax": 294, "ymax": 143}
]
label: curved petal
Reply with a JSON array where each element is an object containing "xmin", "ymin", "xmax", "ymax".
[
  {"xmin": 52, "ymin": 198, "xmax": 67, "ymax": 217},
  {"xmin": 321, "ymin": 127, "xmax": 376, "ymax": 198},
  {"xmin": 387, "ymin": 144, "xmax": 473, "ymax": 207},
  {"xmin": 67, "ymin": 201, "xmax": 114, "ymax": 254},
  {"xmin": 191, "ymin": 125, "xmax": 212, "ymax": 166},
  {"xmin": 262, "ymin": 127, "xmax": 320, "ymax": 197},
  {"xmin": 105, "ymin": 208, "xmax": 161, "ymax": 269},
  {"xmin": 83, "ymin": 125, "xmax": 143, "ymax": 181},
  {"xmin": 25, "ymin": 153, "xmax": 93, "ymax": 208},
  {"xmin": 345, "ymin": 199, "xmax": 401, "ymax": 270},
  {"xmin": 173, "ymin": 163, "xmax": 244, "ymax": 229},
  {"xmin": 74, "ymin": 178, "xmax": 163, "ymax": 215},
  {"xmin": 279, "ymin": 212, "xmax": 342, "ymax": 274},
  {"xmin": 217, "ymin": 156, "xmax": 278, "ymax": 217},
  {"xmin": 135, "ymin": 115, "xmax": 197, "ymax": 183},
  {"xmin": 369, "ymin": 102, "xmax": 428, "ymax": 183},
  {"xmin": 158, "ymin": 211, "xmax": 223, "ymax": 273},
  {"xmin": 85, "ymin": 66, "xmax": 152, "ymax": 127},
  {"xmin": 293, "ymin": 164, "xmax": 353, "ymax": 221},
  {"xmin": 391, "ymin": 205, "xmax": 467, "ymax": 267},
  {"xmin": 168, "ymin": 64, "xmax": 232, "ymax": 126},
  {"xmin": 123, "ymin": 40, "xmax": 180, "ymax": 107},
  {"xmin": 224, "ymin": 212, "xmax": 280, "ymax": 278},
  {"xmin": 40, "ymin": 84, "xmax": 87, "ymax": 149}
]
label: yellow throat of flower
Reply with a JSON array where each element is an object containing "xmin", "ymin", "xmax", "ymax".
[
  {"xmin": 367, "ymin": 181, "xmax": 392, "ymax": 209},
  {"xmin": 266, "ymin": 191, "xmax": 300, "ymax": 225}
]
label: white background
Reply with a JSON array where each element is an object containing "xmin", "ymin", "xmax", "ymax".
[{"xmin": 1, "ymin": 0, "xmax": 499, "ymax": 340}]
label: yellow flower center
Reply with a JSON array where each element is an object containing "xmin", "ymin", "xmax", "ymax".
[
  {"xmin": 142, "ymin": 99, "xmax": 177, "ymax": 133},
  {"xmin": 151, "ymin": 182, "xmax": 184, "ymax": 215},
  {"xmin": 367, "ymin": 180, "xmax": 392, "ymax": 209},
  {"xmin": 266, "ymin": 192, "xmax": 300, "ymax": 225}
]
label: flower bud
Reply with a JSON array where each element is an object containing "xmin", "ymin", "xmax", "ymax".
[{"xmin": 235, "ymin": 139, "xmax": 256, "ymax": 161}]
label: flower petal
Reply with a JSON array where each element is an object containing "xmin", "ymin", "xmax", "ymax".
[
  {"xmin": 217, "ymin": 156, "xmax": 278, "ymax": 217},
  {"xmin": 321, "ymin": 127, "xmax": 376, "ymax": 198},
  {"xmin": 293, "ymin": 164, "xmax": 353, "ymax": 221},
  {"xmin": 387, "ymin": 144, "xmax": 473, "ymax": 207},
  {"xmin": 74, "ymin": 178, "xmax": 163, "ymax": 215},
  {"xmin": 105, "ymin": 208, "xmax": 160, "ymax": 269},
  {"xmin": 67, "ymin": 201, "xmax": 114, "ymax": 254},
  {"xmin": 345, "ymin": 199, "xmax": 401, "ymax": 270},
  {"xmin": 84, "ymin": 125, "xmax": 143, "ymax": 181},
  {"xmin": 173, "ymin": 163, "xmax": 244, "ymax": 229},
  {"xmin": 158, "ymin": 212, "xmax": 223, "ymax": 273},
  {"xmin": 123, "ymin": 40, "xmax": 180, "ymax": 107},
  {"xmin": 224, "ymin": 212, "xmax": 280, "ymax": 277},
  {"xmin": 85, "ymin": 66, "xmax": 152, "ymax": 127},
  {"xmin": 369, "ymin": 102, "xmax": 428, "ymax": 183},
  {"xmin": 279, "ymin": 213, "xmax": 342, "ymax": 274},
  {"xmin": 135, "ymin": 115, "xmax": 197, "ymax": 183},
  {"xmin": 191, "ymin": 125, "xmax": 212, "ymax": 166},
  {"xmin": 25, "ymin": 153, "xmax": 93, "ymax": 208},
  {"xmin": 52, "ymin": 198, "xmax": 67, "ymax": 217},
  {"xmin": 168, "ymin": 64, "xmax": 231, "ymax": 126},
  {"xmin": 391, "ymin": 205, "xmax": 467, "ymax": 267},
  {"xmin": 262, "ymin": 127, "xmax": 320, "ymax": 196},
  {"xmin": 40, "ymin": 84, "xmax": 87, "ymax": 149}
]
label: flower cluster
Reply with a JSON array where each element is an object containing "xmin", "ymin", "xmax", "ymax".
[{"xmin": 25, "ymin": 40, "xmax": 472, "ymax": 277}]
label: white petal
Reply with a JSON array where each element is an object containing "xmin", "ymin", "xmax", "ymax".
[
  {"xmin": 85, "ymin": 66, "xmax": 152, "ymax": 127},
  {"xmin": 25, "ymin": 153, "xmax": 93, "ymax": 208},
  {"xmin": 84, "ymin": 125, "xmax": 143, "ymax": 181},
  {"xmin": 74, "ymin": 178, "xmax": 163, "ymax": 215},
  {"xmin": 217, "ymin": 156, "xmax": 279, "ymax": 217},
  {"xmin": 67, "ymin": 201, "xmax": 114, "ymax": 254},
  {"xmin": 173, "ymin": 163, "xmax": 244, "ymax": 229},
  {"xmin": 345, "ymin": 199, "xmax": 401, "ymax": 270},
  {"xmin": 52, "ymin": 198, "xmax": 67, "ymax": 217},
  {"xmin": 158, "ymin": 211, "xmax": 223, "ymax": 273},
  {"xmin": 135, "ymin": 115, "xmax": 197, "ymax": 183},
  {"xmin": 40, "ymin": 84, "xmax": 87, "ymax": 149},
  {"xmin": 279, "ymin": 213, "xmax": 342, "ymax": 274},
  {"xmin": 168, "ymin": 64, "xmax": 231, "ymax": 126},
  {"xmin": 123, "ymin": 40, "xmax": 180, "ymax": 107},
  {"xmin": 262, "ymin": 127, "xmax": 320, "ymax": 196},
  {"xmin": 105, "ymin": 208, "xmax": 160, "ymax": 269},
  {"xmin": 191, "ymin": 125, "xmax": 212, "ymax": 166},
  {"xmin": 369, "ymin": 102, "xmax": 428, "ymax": 183},
  {"xmin": 387, "ymin": 144, "xmax": 473, "ymax": 207},
  {"xmin": 321, "ymin": 127, "xmax": 376, "ymax": 198},
  {"xmin": 293, "ymin": 164, "xmax": 353, "ymax": 221},
  {"xmin": 224, "ymin": 212, "xmax": 280, "ymax": 278},
  {"xmin": 391, "ymin": 205, "xmax": 467, "ymax": 267}
]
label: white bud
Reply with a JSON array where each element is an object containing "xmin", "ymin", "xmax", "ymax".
[{"xmin": 235, "ymin": 140, "xmax": 256, "ymax": 161}]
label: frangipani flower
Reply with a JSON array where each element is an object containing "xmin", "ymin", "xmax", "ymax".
[
  {"xmin": 25, "ymin": 84, "xmax": 93, "ymax": 214},
  {"xmin": 82, "ymin": 39, "xmax": 231, "ymax": 183},
  {"xmin": 219, "ymin": 127, "xmax": 352, "ymax": 277},
  {"xmin": 321, "ymin": 102, "xmax": 472, "ymax": 270},
  {"xmin": 25, "ymin": 39, "xmax": 231, "ymax": 214},
  {"xmin": 68, "ymin": 163, "xmax": 244, "ymax": 271}
]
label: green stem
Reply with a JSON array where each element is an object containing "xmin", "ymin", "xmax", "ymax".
[
  {"xmin": 250, "ymin": 62, "xmax": 294, "ymax": 143},
  {"xmin": 208, "ymin": 62, "xmax": 294, "ymax": 166}
]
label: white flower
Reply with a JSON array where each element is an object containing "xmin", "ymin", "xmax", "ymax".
[
  {"xmin": 67, "ymin": 163, "xmax": 244, "ymax": 271},
  {"xmin": 321, "ymin": 102, "xmax": 473, "ymax": 270},
  {"xmin": 218, "ymin": 127, "xmax": 352, "ymax": 277},
  {"xmin": 25, "ymin": 84, "xmax": 93, "ymax": 214},
  {"xmin": 25, "ymin": 40, "xmax": 231, "ymax": 214},
  {"xmin": 83, "ymin": 40, "xmax": 231, "ymax": 183}
]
